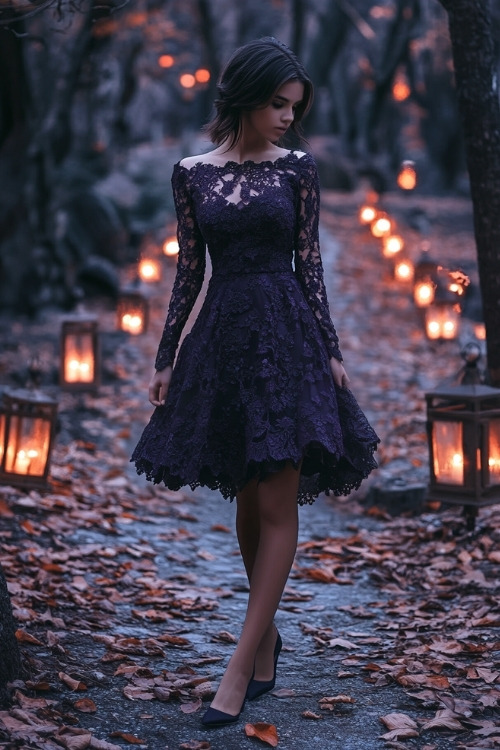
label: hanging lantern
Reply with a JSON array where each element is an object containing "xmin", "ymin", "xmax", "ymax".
[
  {"xmin": 425, "ymin": 384, "xmax": 500, "ymax": 528},
  {"xmin": 60, "ymin": 316, "xmax": 100, "ymax": 391},
  {"xmin": 163, "ymin": 236, "xmax": 179, "ymax": 257},
  {"xmin": 424, "ymin": 301, "xmax": 460, "ymax": 340},
  {"xmin": 397, "ymin": 160, "xmax": 417, "ymax": 191},
  {"xmin": 382, "ymin": 234, "xmax": 404, "ymax": 258},
  {"xmin": 474, "ymin": 322, "xmax": 486, "ymax": 341},
  {"xmin": 117, "ymin": 290, "xmax": 149, "ymax": 335},
  {"xmin": 0, "ymin": 388, "xmax": 58, "ymax": 490},
  {"xmin": 138, "ymin": 258, "xmax": 161, "ymax": 283}
]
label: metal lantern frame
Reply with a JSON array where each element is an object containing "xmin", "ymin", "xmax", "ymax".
[
  {"xmin": 117, "ymin": 289, "xmax": 150, "ymax": 335},
  {"xmin": 0, "ymin": 388, "xmax": 58, "ymax": 490},
  {"xmin": 60, "ymin": 315, "xmax": 100, "ymax": 391},
  {"xmin": 425, "ymin": 384, "xmax": 500, "ymax": 527}
]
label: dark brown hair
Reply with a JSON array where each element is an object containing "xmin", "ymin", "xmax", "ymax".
[{"xmin": 204, "ymin": 37, "xmax": 314, "ymax": 148}]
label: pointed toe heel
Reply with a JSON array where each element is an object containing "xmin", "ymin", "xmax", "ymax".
[
  {"xmin": 246, "ymin": 631, "xmax": 282, "ymax": 701},
  {"xmin": 201, "ymin": 701, "xmax": 245, "ymax": 728}
]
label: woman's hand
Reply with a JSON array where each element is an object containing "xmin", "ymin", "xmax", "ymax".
[
  {"xmin": 330, "ymin": 357, "xmax": 350, "ymax": 389},
  {"xmin": 148, "ymin": 366, "xmax": 172, "ymax": 407}
]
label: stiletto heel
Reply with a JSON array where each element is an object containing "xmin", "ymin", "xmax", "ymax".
[{"xmin": 246, "ymin": 630, "xmax": 282, "ymax": 700}]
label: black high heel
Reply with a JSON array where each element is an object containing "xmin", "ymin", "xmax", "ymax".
[
  {"xmin": 201, "ymin": 701, "xmax": 245, "ymax": 728},
  {"xmin": 246, "ymin": 630, "xmax": 282, "ymax": 701}
]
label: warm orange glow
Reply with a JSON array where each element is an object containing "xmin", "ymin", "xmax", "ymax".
[
  {"xmin": 158, "ymin": 55, "xmax": 175, "ymax": 69},
  {"xmin": 195, "ymin": 68, "xmax": 211, "ymax": 83},
  {"xmin": 121, "ymin": 313, "xmax": 144, "ymax": 335},
  {"xmin": 425, "ymin": 305, "xmax": 459, "ymax": 340},
  {"xmin": 358, "ymin": 205, "xmax": 377, "ymax": 225},
  {"xmin": 180, "ymin": 73, "xmax": 196, "ymax": 89},
  {"xmin": 382, "ymin": 234, "xmax": 404, "ymax": 258},
  {"xmin": 414, "ymin": 280, "xmax": 435, "ymax": 307},
  {"xmin": 139, "ymin": 259, "xmax": 161, "ymax": 283},
  {"xmin": 397, "ymin": 162, "xmax": 417, "ymax": 190},
  {"xmin": 64, "ymin": 334, "xmax": 95, "ymax": 384},
  {"xmin": 393, "ymin": 79, "xmax": 411, "ymax": 102},
  {"xmin": 474, "ymin": 322, "xmax": 486, "ymax": 340},
  {"xmin": 433, "ymin": 421, "xmax": 464, "ymax": 485},
  {"xmin": 370, "ymin": 214, "xmax": 392, "ymax": 238},
  {"xmin": 163, "ymin": 237, "xmax": 179, "ymax": 256},
  {"xmin": 394, "ymin": 259, "xmax": 414, "ymax": 282}
]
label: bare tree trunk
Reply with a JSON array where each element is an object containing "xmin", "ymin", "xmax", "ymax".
[
  {"xmin": 440, "ymin": 0, "xmax": 500, "ymax": 385},
  {"xmin": 0, "ymin": 564, "xmax": 21, "ymax": 705}
]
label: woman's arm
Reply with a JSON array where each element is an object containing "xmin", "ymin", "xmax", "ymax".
[{"xmin": 294, "ymin": 154, "xmax": 348, "ymax": 386}]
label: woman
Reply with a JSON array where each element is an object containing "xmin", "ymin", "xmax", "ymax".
[{"xmin": 131, "ymin": 37, "xmax": 379, "ymax": 727}]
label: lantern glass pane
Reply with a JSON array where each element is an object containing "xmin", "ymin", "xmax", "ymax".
[
  {"xmin": 488, "ymin": 419, "xmax": 500, "ymax": 483},
  {"xmin": 5, "ymin": 415, "xmax": 50, "ymax": 476},
  {"xmin": 432, "ymin": 421, "xmax": 463, "ymax": 485},
  {"xmin": 64, "ymin": 333, "xmax": 95, "ymax": 383}
]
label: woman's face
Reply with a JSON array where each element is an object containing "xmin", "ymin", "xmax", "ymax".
[{"xmin": 244, "ymin": 80, "xmax": 305, "ymax": 144}]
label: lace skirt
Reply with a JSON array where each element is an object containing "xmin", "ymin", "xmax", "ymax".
[{"xmin": 131, "ymin": 271, "xmax": 379, "ymax": 504}]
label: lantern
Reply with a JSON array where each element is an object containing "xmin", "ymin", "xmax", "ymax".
[
  {"xmin": 117, "ymin": 290, "xmax": 149, "ymax": 335},
  {"xmin": 358, "ymin": 205, "xmax": 377, "ymax": 226},
  {"xmin": 382, "ymin": 234, "xmax": 404, "ymax": 258},
  {"xmin": 138, "ymin": 258, "xmax": 161, "ymax": 283},
  {"xmin": 0, "ymin": 388, "xmax": 57, "ymax": 490},
  {"xmin": 163, "ymin": 236, "xmax": 179, "ymax": 257},
  {"xmin": 424, "ymin": 301, "xmax": 460, "ymax": 340},
  {"xmin": 370, "ymin": 213, "xmax": 393, "ymax": 238},
  {"xmin": 414, "ymin": 279, "xmax": 435, "ymax": 307},
  {"xmin": 425, "ymin": 384, "xmax": 500, "ymax": 528},
  {"xmin": 397, "ymin": 160, "xmax": 417, "ymax": 191},
  {"xmin": 60, "ymin": 315, "xmax": 100, "ymax": 391},
  {"xmin": 394, "ymin": 258, "xmax": 414, "ymax": 283}
]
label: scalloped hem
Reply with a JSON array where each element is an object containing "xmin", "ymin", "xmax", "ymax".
[{"xmin": 132, "ymin": 444, "xmax": 378, "ymax": 507}]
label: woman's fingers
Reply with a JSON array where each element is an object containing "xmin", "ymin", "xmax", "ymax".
[{"xmin": 148, "ymin": 368, "xmax": 172, "ymax": 406}]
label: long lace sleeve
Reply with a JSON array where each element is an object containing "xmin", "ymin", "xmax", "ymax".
[
  {"xmin": 154, "ymin": 165, "xmax": 206, "ymax": 371},
  {"xmin": 294, "ymin": 154, "xmax": 343, "ymax": 362}
]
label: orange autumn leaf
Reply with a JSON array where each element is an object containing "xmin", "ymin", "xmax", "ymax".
[
  {"xmin": 245, "ymin": 722, "xmax": 279, "ymax": 747},
  {"xmin": 74, "ymin": 698, "xmax": 97, "ymax": 713},
  {"xmin": 15, "ymin": 629, "xmax": 43, "ymax": 645},
  {"xmin": 58, "ymin": 672, "xmax": 88, "ymax": 691},
  {"xmin": 109, "ymin": 731, "xmax": 147, "ymax": 744}
]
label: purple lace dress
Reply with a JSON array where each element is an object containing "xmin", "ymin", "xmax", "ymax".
[{"xmin": 131, "ymin": 151, "xmax": 379, "ymax": 504}]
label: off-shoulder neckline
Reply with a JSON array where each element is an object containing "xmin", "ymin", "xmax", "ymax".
[{"xmin": 174, "ymin": 150, "xmax": 310, "ymax": 174}]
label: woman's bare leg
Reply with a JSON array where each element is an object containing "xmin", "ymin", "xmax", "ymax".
[
  {"xmin": 235, "ymin": 480, "xmax": 280, "ymax": 682},
  {"xmin": 209, "ymin": 463, "xmax": 300, "ymax": 715}
]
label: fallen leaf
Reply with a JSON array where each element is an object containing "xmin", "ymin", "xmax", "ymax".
[
  {"xmin": 74, "ymin": 698, "xmax": 97, "ymax": 713},
  {"xmin": 109, "ymin": 731, "xmax": 147, "ymax": 744},
  {"xmin": 420, "ymin": 709, "xmax": 465, "ymax": 732},
  {"xmin": 180, "ymin": 699, "xmax": 202, "ymax": 714},
  {"xmin": 302, "ymin": 710, "xmax": 323, "ymax": 719},
  {"xmin": 58, "ymin": 673, "xmax": 87, "ymax": 691},
  {"xmin": 245, "ymin": 722, "xmax": 279, "ymax": 747},
  {"xmin": 15, "ymin": 630, "xmax": 43, "ymax": 645}
]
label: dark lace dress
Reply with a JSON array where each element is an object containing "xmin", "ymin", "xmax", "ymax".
[{"xmin": 131, "ymin": 151, "xmax": 379, "ymax": 504}]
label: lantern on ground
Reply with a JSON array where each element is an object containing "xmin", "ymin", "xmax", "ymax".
[
  {"xmin": 117, "ymin": 290, "xmax": 149, "ymax": 335},
  {"xmin": 163, "ymin": 236, "xmax": 179, "ymax": 257},
  {"xmin": 424, "ymin": 301, "xmax": 460, "ymax": 341},
  {"xmin": 0, "ymin": 388, "xmax": 58, "ymax": 489},
  {"xmin": 358, "ymin": 205, "xmax": 378, "ymax": 226},
  {"xmin": 60, "ymin": 315, "xmax": 100, "ymax": 391},
  {"xmin": 394, "ymin": 258, "xmax": 414, "ymax": 283},
  {"xmin": 382, "ymin": 234, "xmax": 404, "ymax": 258},
  {"xmin": 370, "ymin": 213, "xmax": 393, "ymax": 238},
  {"xmin": 414, "ymin": 279, "xmax": 435, "ymax": 307},
  {"xmin": 425, "ymin": 384, "xmax": 500, "ymax": 528},
  {"xmin": 138, "ymin": 258, "xmax": 161, "ymax": 283},
  {"xmin": 397, "ymin": 160, "xmax": 417, "ymax": 191}
]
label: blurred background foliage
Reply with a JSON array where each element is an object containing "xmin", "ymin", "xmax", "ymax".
[{"xmin": 0, "ymin": 0, "xmax": 498, "ymax": 313}]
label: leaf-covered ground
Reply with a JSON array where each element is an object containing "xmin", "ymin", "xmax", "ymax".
[{"xmin": 0, "ymin": 189, "xmax": 498, "ymax": 750}]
